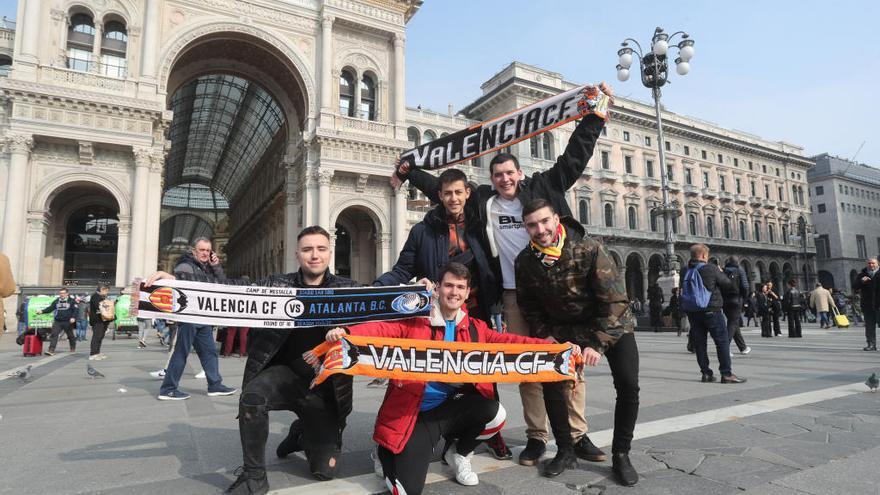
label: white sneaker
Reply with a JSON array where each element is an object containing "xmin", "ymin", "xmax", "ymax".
[
  {"xmin": 443, "ymin": 442, "xmax": 478, "ymax": 486},
  {"xmin": 195, "ymin": 370, "xmax": 206, "ymax": 379},
  {"xmin": 88, "ymin": 354, "xmax": 99, "ymax": 361},
  {"xmin": 150, "ymin": 369, "xmax": 166, "ymax": 379},
  {"xmin": 741, "ymin": 347, "xmax": 752, "ymax": 355}
]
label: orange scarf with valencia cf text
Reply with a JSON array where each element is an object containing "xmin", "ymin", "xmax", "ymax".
[{"xmin": 303, "ymin": 335, "xmax": 583, "ymax": 388}]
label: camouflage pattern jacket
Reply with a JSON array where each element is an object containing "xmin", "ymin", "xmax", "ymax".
[{"xmin": 515, "ymin": 217, "xmax": 634, "ymax": 353}]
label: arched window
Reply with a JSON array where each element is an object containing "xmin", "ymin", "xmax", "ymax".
[
  {"xmin": 67, "ymin": 13, "xmax": 95, "ymax": 72},
  {"xmin": 360, "ymin": 74, "xmax": 376, "ymax": 120},
  {"xmin": 671, "ymin": 216, "xmax": 679, "ymax": 234},
  {"xmin": 423, "ymin": 130, "xmax": 437, "ymax": 144},
  {"xmin": 739, "ymin": 220, "xmax": 746, "ymax": 240},
  {"xmin": 650, "ymin": 210, "xmax": 658, "ymax": 232},
  {"xmin": 782, "ymin": 224, "xmax": 789, "ymax": 244},
  {"xmin": 768, "ymin": 224, "xmax": 776, "ymax": 244},
  {"xmin": 754, "ymin": 221, "xmax": 761, "ymax": 242},
  {"xmin": 604, "ymin": 203, "xmax": 614, "ymax": 227},
  {"xmin": 530, "ymin": 136, "xmax": 540, "ymax": 158},
  {"xmin": 101, "ymin": 20, "xmax": 127, "ymax": 77},
  {"xmin": 688, "ymin": 214, "xmax": 697, "ymax": 235},
  {"xmin": 791, "ymin": 185, "xmax": 798, "ymax": 205},
  {"xmin": 706, "ymin": 215, "xmax": 715, "ymax": 237},
  {"xmin": 578, "ymin": 200, "xmax": 589, "ymax": 224},
  {"xmin": 339, "ymin": 70, "xmax": 355, "ymax": 117},
  {"xmin": 542, "ymin": 134, "xmax": 553, "ymax": 160},
  {"xmin": 0, "ymin": 55, "xmax": 10, "ymax": 76},
  {"xmin": 628, "ymin": 206, "xmax": 637, "ymax": 229},
  {"xmin": 723, "ymin": 218, "xmax": 731, "ymax": 239},
  {"xmin": 797, "ymin": 186, "xmax": 805, "ymax": 206},
  {"xmin": 406, "ymin": 127, "xmax": 420, "ymax": 147}
]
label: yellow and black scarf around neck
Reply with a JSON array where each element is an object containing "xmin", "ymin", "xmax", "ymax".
[{"xmin": 529, "ymin": 223, "xmax": 566, "ymax": 268}]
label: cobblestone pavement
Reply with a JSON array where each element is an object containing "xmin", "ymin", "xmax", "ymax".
[{"xmin": 1, "ymin": 322, "xmax": 878, "ymax": 495}]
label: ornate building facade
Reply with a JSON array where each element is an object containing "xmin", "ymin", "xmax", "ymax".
[
  {"xmin": 0, "ymin": 1, "xmax": 815, "ymax": 333},
  {"xmin": 808, "ymin": 153, "xmax": 880, "ymax": 291}
]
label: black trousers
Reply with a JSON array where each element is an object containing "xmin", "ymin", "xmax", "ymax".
[
  {"xmin": 865, "ymin": 309, "xmax": 877, "ymax": 346},
  {"xmin": 238, "ymin": 364, "xmax": 343, "ymax": 477},
  {"xmin": 760, "ymin": 314, "xmax": 773, "ymax": 337},
  {"xmin": 787, "ymin": 311, "xmax": 802, "ymax": 338},
  {"xmin": 771, "ymin": 311, "xmax": 781, "ymax": 335},
  {"xmin": 724, "ymin": 306, "xmax": 747, "ymax": 352},
  {"xmin": 544, "ymin": 332, "xmax": 639, "ymax": 454},
  {"xmin": 48, "ymin": 320, "xmax": 75, "ymax": 352},
  {"xmin": 90, "ymin": 320, "xmax": 108, "ymax": 355},
  {"xmin": 378, "ymin": 393, "xmax": 501, "ymax": 495}
]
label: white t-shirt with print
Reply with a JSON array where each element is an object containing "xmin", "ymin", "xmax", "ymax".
[{"xmin": 489, "ymin": 196, "xmax": 530, "ymax": 289}]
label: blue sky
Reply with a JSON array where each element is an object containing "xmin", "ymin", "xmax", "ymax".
[{"xmin": 2, "ymin": 0, "xmax": 877, "ymax": 165}]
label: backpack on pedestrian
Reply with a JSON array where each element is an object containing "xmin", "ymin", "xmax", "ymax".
[
  {"xmin": 681, "ymin": 263, "xmax": 712, "ymax": 313},
  {"xmin": 99, "ymin": 298, "xmax": 115, "ymax": 321}
]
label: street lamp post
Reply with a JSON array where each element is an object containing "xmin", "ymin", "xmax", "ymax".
[{"xmin": 616, "ymin": 27, "xmax": 694, "ymax": 287}]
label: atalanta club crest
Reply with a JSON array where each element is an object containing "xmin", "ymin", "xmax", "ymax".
[
  {"xmin": 390, "ymin": 292, "xmax": 430, "ymax": 314},
  {"xmin": 148, "ymin": 286, "xmax": 188, "ymax": 313}
]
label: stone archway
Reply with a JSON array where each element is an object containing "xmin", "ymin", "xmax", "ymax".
[
  {"xmin": 769, "ymin": 261, "xmax": 781, "ymax": 291},
  {"xmin": 334, "ymin": 206, "xmax": 381, "ymax": 283},
  {"xmin": 625, "ymin": 252, "xmax": 645, "ymax": 302},
  {"xmin": 783, "ymin": 262, "xmax": 794, "ymax": 287},
  {"xmin": 648, "ymin": 254, "xmax": 664, "ymax": 288}
]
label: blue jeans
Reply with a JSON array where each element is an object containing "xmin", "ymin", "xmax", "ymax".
[
  {"xmin": 687, "ymin": 311, "xmax": 732, "ymax": 377},
  {"xmin": 75, "ymin": 320, "xmax": 88, "ymax": 341},
  {"xmin": 818, "ymin": 311, "xmax": 831, "ymax": 327},
  {"xmin": 160, "ymin": 323, "xmax": 224, "ymax": 395},
  {"xmin": 18, "ymin": 321, "xmax": 26, "ymax": 336}
]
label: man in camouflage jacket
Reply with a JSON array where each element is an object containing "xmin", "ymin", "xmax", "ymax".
[{"xmin": 515, "ymin": 199, "xmax": 640, "ymax": 487}]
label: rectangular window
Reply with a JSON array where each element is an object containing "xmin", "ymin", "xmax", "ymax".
[
  {"xmin": 684, "ymin": 145, "xmax": 690, "ymax": 156},
  {"xmin": 748, "ymin": 161, "xmax": 753, "ymax": 170},
  {"xmin": 623, "ymin": 131, "xmax": 630, "ymax": 142},
  {"xmin": 735, "ymin": 178, "xmax": 742, "ymax": 194},
  {"xmin": 750, "ymin": 181, "xmax": 756, "ymax": 197},
  {"xmin": 815, "ymin": 185, "xmax": 824, "ymax": 195},
  {"xmin": 665, "ymin": 141, "xmax": 671, "ymax": 151},
  {"xmin": 764, "ymin": 184, "xmax": 770, "ymax": 198},
  {"xmin": 624, "ymin": 155, "xmax": 633, "ymax": 174},
  {"xmin": 646, "ymin": 159, "xmax": 655, "ymax": 177},
  {"xmin": 778, "ymin": 186, "xmax": 784, "ymax": 201},
  {"xmin": 717, "ymin": 153, "xmax": 723, "ymax": 164},
  {"xmin": 857, "ymin": 235, "xmax": 867, "ymax": 258},
  {"xmin": 816, "ymin": 235, "xmax": 830, "ymax": 259},
  {"xmin": 685, "ymin": 168, "xmax": 693, "ymax": 185},
  {"xmin": 776, "ymin": 168, "xmax": 780, "ymax": 177},
  {"xmin": 762, "ymin": 164, "xmax": 767, "ymax": 173},
  {"xmin": 667, "ymin": 163, "xmax": 674, "ymax": 181},
  {"xmin": 601, "ymin": 151, "xmax": 610, "ymax": 169},
  {"xmin": 817, "ymin": 203, "xmax": 826, "ymax": 213},
  {"xmin": 734, "ymin": 158, "xmax": 739, "ymax": 167},
  {"xmin": 67, "ymin": 47, "xmax": 93, "ymax": 72},
  {"xmin": 719, "ymin": 175, "xmax": 726, "ymax": 191},
  {"xmin": 645, "ymin": 136, "xmax": 651, "ymax": 147},
  {"xmin": 701, "ymin": 149, "xmax": 707, "ymax": 160}
]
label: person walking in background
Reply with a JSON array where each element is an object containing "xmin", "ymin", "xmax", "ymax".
[
  {"xmin": 723, "ymin": 258, "xmax": 751, "ymax": 354},
  {"xmin": 648, "ymin": 284, "xmax": 664, "ymax": 332},
  {"xmin": 222, "ymin": 326, "xmax": 249, "ymax": 357},
  {"xmin": 855, "ymin": 258, "xmax": 879, "ymax": 351},
  {"xmin": 766, "ymin": 282, "xmax": 782, "ymax": 336},
  {"xmin": 757, "ymin": 284, "xmax": 773, "ymax": 337},
  {"xmin": 74, "ymin": 295, "xmax": 89, "ymax": 342},
  {"xmin": 809, "ymin": 283, "xmax": 836, "ymax": 329},
  {"xmin": 744, "ymin": 291, "xmax": 757, "ymax": 327},
  {"xmin": 16, "ymin": 300, "xmax": 27, "ymax": 336},
  {"xmin": 782, "ymin": 279, "xmax": 803, "ymax": 338},
  {"xmin": 668, "ymin": 287, "xmax": 684, "ymax": 336},
  {"xmin": 40, "ymin": 288, "xmax": 78, "ymax": 355},
  {"xmin": 89, "ymin": 285, "xmax": 112, "ymax": 360}
]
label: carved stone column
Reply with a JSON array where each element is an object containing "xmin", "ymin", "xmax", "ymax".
[
  {"xmin": 2, "ymin": 133, "xmax": 34, "ymax": 277},
  {"xmin": 128, "ymin": 147, "xmax": 151, "ymax": 281},
  {"xmin": 378, "ymin": 232, "xmax": 392, "ymax": 275},
  {"xmin": 140, "ymin": 0, "xmax": 161, "ymax": 81},
  {"xmin": 144, "ymin": 151, "xmax": 165, "ymax": 275},
  {"xmin": 21, "ymin": 212, "xmax": 50, "ymax": 285},
  {"xmin": 283, "ymin": 159, "xmax": 299, "ymax": 272},
  {"xmin": 392, "ymin": 186, "xmax": 408, "ymax": 254},
  {"xmin": 317, "ymin": 168, "xmax": 334, "ymax": 230},
  {"xmin": 320, "ymin": 15, "xmax": 335, "ymax": 113},
  {"xmin": 115, "ymin": 218, "xmax": 131, "ymax": 287},
  {"xmin": 392, "ymin": 32, "xmax": 406, "ymax": 127},
  {"xmin": 90, "ymin": 22, "xmax": 103, "ymax": 73},
  {"xmin": 19, "ymin": 0, "xmax": 43, "ymax": 64}
]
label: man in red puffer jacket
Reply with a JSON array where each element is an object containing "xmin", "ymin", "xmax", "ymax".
[{"xmin": 324, "ymin": 262, "xmax": 581, "ymax": 495}]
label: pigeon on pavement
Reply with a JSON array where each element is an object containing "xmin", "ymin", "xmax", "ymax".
[
  {"xmin": 866, "ymin": 372, "xmax": 879, "ymax": 392},
  {"xmin": 87, "ymin": 364, "xmax": 105, "ymax": 379},
  {"xmin": 8, "ymin": 365, "xmax": 32, "ymax": 381}
]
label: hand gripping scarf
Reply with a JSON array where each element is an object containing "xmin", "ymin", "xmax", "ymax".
[
  {"xmin": 399, "ymin": 84, "xmax": 611, "ymax": 170},
  {"xmin": 304, "ymin": 335, "xmax": 584, "ymax": 387},
  {"xmin": 131, "ymin": 279, "xmax": 430, "ymax": 328},
  {"xmin": 529, "ymin": 223, "xmax": 567, "ymax": 268}
]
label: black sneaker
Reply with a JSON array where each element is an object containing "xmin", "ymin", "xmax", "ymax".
[
  {"xmin": 485, "ymin": 433, "xmax": 513, "ymax": 460},
  {"xmin": 612, "ymin": 452, "xmax": 639, "ymax": 486},
  {"xmin": 225, "ymin": 467, "xmax": 269, "ymax": 495},
  {"xmin": 863, "ymin": 345, "xmax": 877, "ymax": 351},
  {"xmin": 701, "ymin": 373, "xmax": 716, "ymax": 383},
  {"xmin": 277, "ymin": 420, "xmax": 304, "ymax": 458},
  {"xmin": 573, "ymin": 435, "xmax": 607, "ymax": 462},
  {"xmin": 518, "ymin": 438, "xmax": 546, "ymax": 466},
  {"xmin": 542, "ymin": 448, "xmax": 577, "ymax": 477}
]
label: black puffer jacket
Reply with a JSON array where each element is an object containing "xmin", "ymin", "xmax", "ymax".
[
  {"xmin": 175, "ymin": 269, "xmax": 358, "ymax": 424},
  {"xmin": 722, "ymin": 261, "xmax": 749, "ymax": 309},
  {"xmin": 685, "ymin": 259, "xmax": 735, "ymax": 311},
  {"xmin": 373, "ymin": 203, "xmax": 499, "ymax": 321},
  {"xmin": 173, "ymin": 251, "xmax": 225, "ymax": 278}
]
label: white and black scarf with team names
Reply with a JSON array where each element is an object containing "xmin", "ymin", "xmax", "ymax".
[
  {"xmin": 132, "ymin": 279, "xmax": 430, "ymax": 328},
  {"xmin": 400, "ymin": 83, "xmax": 610, "ymax": 170}
]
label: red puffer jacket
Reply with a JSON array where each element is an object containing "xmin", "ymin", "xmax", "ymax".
[{"xmin": 346, "ymin": 309, "xmax": 549, "ymax": 454}]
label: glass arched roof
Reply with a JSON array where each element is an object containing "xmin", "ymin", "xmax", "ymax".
[
  {"xmin": 165, "ymin": 74, "xmax": 285, "ymax": 201},
  {"xmin": 162, "ymin": 183, "xmax": 229, "ymax": 210},
  {"xmin": 159, "ymin": 214, "xmax": 215, "ymax": 249}
]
